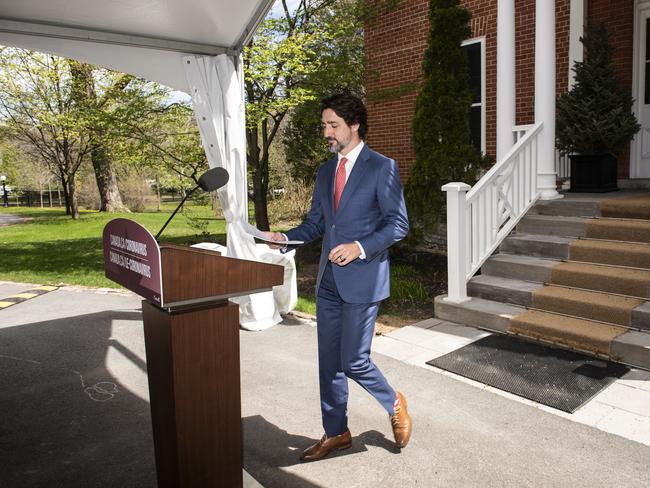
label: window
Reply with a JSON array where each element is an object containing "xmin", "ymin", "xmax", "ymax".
[{"xmin": 462, "ymin": 39, "xmax": 485, "ymax": 153}]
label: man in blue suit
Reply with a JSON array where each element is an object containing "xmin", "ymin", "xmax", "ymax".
[{"xmin": 265, "ymin": 93, "xmax": 411, "ymax": 461}]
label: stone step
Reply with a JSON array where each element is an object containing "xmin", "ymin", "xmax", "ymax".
[
  {"xmin": 551, "ymin": 261, "xmax": 650, "ymax": 298},
  {"xmin": 569, "ymin": 239, "xmax": 650, "ymax": 270},
  {"xmin": 631, "ymin": 301, "xmax": 650, "ymax": 332},
  {"xmin": 600, "ymin": 194, "xmax": 650, "ymax": 219},
  {"xmin": 517, "ymin": 214, "xmax": 587, "ymax": 238},
  {"xmin": 467, "ymin": 274, "xmax": 543, "ymax": 307},
  {"xmin": 585, "ymin": 218, "xmax": 650, "ymax": 244},
  {"xmin": 530, "ymin": 198, "xmax": 600, "ymax": 218},
  {"xmin": 500, "ymin": 233, "xmax": 574, "ymax": 260},
  {"xmin": 434, "ymin": 294, "xmax": 650, "ymax": 370},
  {"xmin": 434, "ymin": 295, "xmax": 523, "ymax": 333},
  {"xmin": 511, "ymin": 309, "xmax": 630, "ymax": 358},
  {"xmin": 468, "ymin": 275, "xmax": 650, "ymax": 331},
  {"xmin": 613, "ymin": 330, "xmax": 650, "ymax": 370},
  {"xmin": 481, "ymin": 253, "xmax": 556, "ymax": 283},
  {"xmin": 531, "ymin": 285, "xmax": 645, "ymax": 327}
]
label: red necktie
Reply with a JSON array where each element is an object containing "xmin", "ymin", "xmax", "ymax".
[{"xmin": 334, "ymin": 157, "xmax": 348, "ymax": 211}]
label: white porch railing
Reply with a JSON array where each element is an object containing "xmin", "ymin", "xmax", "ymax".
[
  {"xmin": 442, "ymin": 122, "xmax": 543, "ymax": 303},
  {"xmin": 515, "ymin": 124, "xmax": 571, "ymax": 181}
]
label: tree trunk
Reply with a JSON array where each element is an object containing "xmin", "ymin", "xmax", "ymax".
[
  {"xmin": 155, "ymin": 176, "xmax": 162, "ymax": 212},
  {"xmin": 60, "ymin": 172, "xmax": 71, "ymax": 216},
  {"xmin": 67, "ymin": 176, "xmax": 79, "ymax": 219},
  {"xmin": 69, "ymin": 60, "xmax": 127, "ymax": 213},
  {"xmin": 246, "ymin": 124, "xmax": 270, "ymax": 230},
  {"xmin": 91, "ymin": 142, "xmax": 127, "ymax": 212},
  {"xmin": 252, "ymin": 169, "xmax": 269, "ymax": 230}
]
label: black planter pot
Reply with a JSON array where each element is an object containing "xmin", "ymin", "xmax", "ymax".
[{"xmin": 569, "ymin": 153, "xmax": 619, "ymax": 192}]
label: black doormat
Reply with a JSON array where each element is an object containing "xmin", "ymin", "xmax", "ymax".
[{"xmin": 426, "ymin": 334, "xmax": 629, "ymax": 413}]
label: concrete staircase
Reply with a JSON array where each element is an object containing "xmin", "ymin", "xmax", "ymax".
[{"xmin": 435, "ymin": 194, "xmax": 650, "ymax": 370}]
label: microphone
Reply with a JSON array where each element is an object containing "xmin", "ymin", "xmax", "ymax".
[
  {"xmin": 155, "ymin": 167, "xmax": 229, "ymax": 241},
  {"xmin": 198, "ymin": 167, "xmax": 229, "ymax": 192}
]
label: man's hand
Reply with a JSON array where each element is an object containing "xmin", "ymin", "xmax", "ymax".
[
  {"xmin": 262, "ymin": 231, "xmax": 287, "ymax": 249},
  {"xmin": 329, "ymin": 242, "xmax": 361, "ymax": 266}
]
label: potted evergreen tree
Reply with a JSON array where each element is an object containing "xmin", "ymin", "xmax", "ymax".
[{"xmin": 556, "ymin": 23, "xmax": 640, "ymax": 192}]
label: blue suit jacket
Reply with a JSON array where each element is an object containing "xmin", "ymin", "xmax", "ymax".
[{"xmin": 285, "ymin": 144, "xmax": 409, "ymax": 303}]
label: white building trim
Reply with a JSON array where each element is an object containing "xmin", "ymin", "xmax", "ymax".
[
  {"xmin": 496, "ymin": 0, "xmax": 516, "ymax": 160},
  {"xmin": 535, "ymin": 0, "xmax": 561, "ymax": 199},
  {"xmin": 462, "ymin": 36, "xmax": 487, "ymax": 154},
  {"xmin": 568, "ymin": 0, "xmax": 586, "ymax": 88}
]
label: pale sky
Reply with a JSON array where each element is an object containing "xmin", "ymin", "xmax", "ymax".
[{"xmin": 269, "ymin": 0, "xmax": 302, "ymax": 18}]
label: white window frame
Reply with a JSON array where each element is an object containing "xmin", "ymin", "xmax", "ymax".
[{"xmin": 462, "ymin": 36, "xmax": 486, "ymax": 154}]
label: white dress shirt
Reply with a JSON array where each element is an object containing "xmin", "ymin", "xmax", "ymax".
[
  {"xmin": 336, "ymin": 140, "xmax": 364, "ymax": 183},
  {"xmin": 337, "ymin": 141, "xmax": 367, "ymax": 260}
]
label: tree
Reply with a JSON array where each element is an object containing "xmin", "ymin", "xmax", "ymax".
[
  {"xmin": 244, "ymin": 0, "xmax": 338, "ymax": 230},
  {"xmin": 282, "ymin": 0, "xmax": 365, "ymax": 184},
  {"xmin": 556, "ymin": 23, "xmax": 640, "ymax": 155},
  {"xmin": 0, "ymin": 48, "xmax": 185, "ymax": 216},
  {"xmin": 0, "ymin": 132, "xmax": 23, "ymax": 185},
  {"xmin": 68, "ymin": 60, "xmax": 178, "ymax": 212},
  {"xmin": 112, "ymin": 101, "xmax": 208, "ymax": 196},
  {"xmin": 0, "ymin": 48, "xmax": 91, "ymax": 218},
  {"xmin": 68, "ymin": 60, "xmax": 131, "ymax": 212},
  {"xmin": 405, "ymin": 0, "xmax": 484, "ymax": 240}
]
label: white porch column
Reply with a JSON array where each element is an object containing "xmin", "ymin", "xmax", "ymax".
[
  {"xmin": 497, "ymin": 0, "xmax": 516, "ymax": 160},
  {"xmin": 442, "ymin": 182, "xmax": 471, "ymax": 304},
  {"xmin": 535, "ymin": 0, "xmax": 562, "ymax": 199}
]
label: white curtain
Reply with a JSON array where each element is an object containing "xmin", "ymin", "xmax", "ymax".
[{"xmin": 183, "ymin": 54, "xmax": 297, "ymax": 330}]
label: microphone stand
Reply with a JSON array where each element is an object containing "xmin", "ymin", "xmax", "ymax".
[{"xmin": 155, "ymin": 185, "xmax": 199, "ymax": 241}]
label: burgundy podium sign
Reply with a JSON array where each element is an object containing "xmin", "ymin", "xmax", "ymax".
[{"xmin": 103, "ymin": 218, "xmax": 162, "ymax": 305}]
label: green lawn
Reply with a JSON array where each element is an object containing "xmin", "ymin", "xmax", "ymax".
[
  {"xmin": 0, "ymin": 206, "xmax": 444, "ymax": 320},
  {"xmin": 0, "ymin": 205, "xmax": 227, "ymax": 288}
]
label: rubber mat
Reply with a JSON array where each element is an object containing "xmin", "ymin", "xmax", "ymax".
[{"xmin": 427, "ymin": 334, "xmax": 629, "ymax": 413}]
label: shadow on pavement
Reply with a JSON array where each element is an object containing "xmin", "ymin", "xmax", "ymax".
[
  {"xmin": 243, "ymin": 415, "xmax": 399, "ymax": 488},
  {"xmin": 0, "ymin": 309, "xmax": 156, "ymax": 487}
]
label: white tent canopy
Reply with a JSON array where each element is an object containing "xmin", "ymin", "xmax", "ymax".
[
  {"xmin": 0, "ymin": 0, "xmax": 275, "ymax": 91},
  {"xmin": 0, "ymin": 0, "xmax": 297, "ymax": 330}
]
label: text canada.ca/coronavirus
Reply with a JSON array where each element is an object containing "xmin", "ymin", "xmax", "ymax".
[{"xmin": 109, "ymin": 234, "xmax": 148, "ymax": 257}]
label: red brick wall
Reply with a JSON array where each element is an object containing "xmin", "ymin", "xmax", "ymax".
[
  {"xmin": 364, "ymin": 0, "xmax": 611, "ymax": 181},
  {"xmin": 588, "ymin": 0, "xmax": 634, "ymax": 177},
  {"xmin": 364, "ymin": 0, "xmax": 429, "ymax": 180},
  {"xmin": 514, "ymin": 0, "xmax": 571, "ymax": 126}
]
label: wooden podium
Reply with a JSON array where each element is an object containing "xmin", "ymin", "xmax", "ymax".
[
  {"xmin": 143, "ymin": 244, "xmax": 283, "ymax": 488},
  {"xmin": 103, "ymin": 222, "xmax": 283, "ymax": 488}
]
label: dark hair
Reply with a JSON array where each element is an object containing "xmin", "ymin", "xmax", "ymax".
[{"xmin": 321, "ymin": 93, "xmax": 368, "ymax": 140}]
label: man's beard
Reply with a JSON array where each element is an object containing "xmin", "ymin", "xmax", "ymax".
[{"xmin": 327, "ymin": 138, "xmax": 344, "ymax": 153}]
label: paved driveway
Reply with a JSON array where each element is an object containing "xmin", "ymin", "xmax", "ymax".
[
  {"xmin": 1, "ymin": 285, "xmax": 649, "ymax": 487},
  {"xmin": 0, "ymin": 212, "xmax": 26, "ymax": 227}
]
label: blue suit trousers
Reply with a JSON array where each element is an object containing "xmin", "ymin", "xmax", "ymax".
[{"xmin": 316, "ymin": 262, "xmax": 397, "ymax": 437}]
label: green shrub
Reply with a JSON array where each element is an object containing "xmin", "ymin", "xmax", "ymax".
[{"xmin": 406, "ymin": 0, "xmax": 485, "ymax": 241}]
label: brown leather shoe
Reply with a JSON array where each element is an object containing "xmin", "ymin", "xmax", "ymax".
[
  {"xmin": 390, "ymin": 391, "xmax": 412, "ymax": 448},
  {"xmin": 300, "ymin": 429, "xmax": 352, "ymax": 462}
]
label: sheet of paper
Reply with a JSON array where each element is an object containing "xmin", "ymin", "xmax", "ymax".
[{"xmin": 239, "ymin": 220, "xmax": 303, "ymax": 245}]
